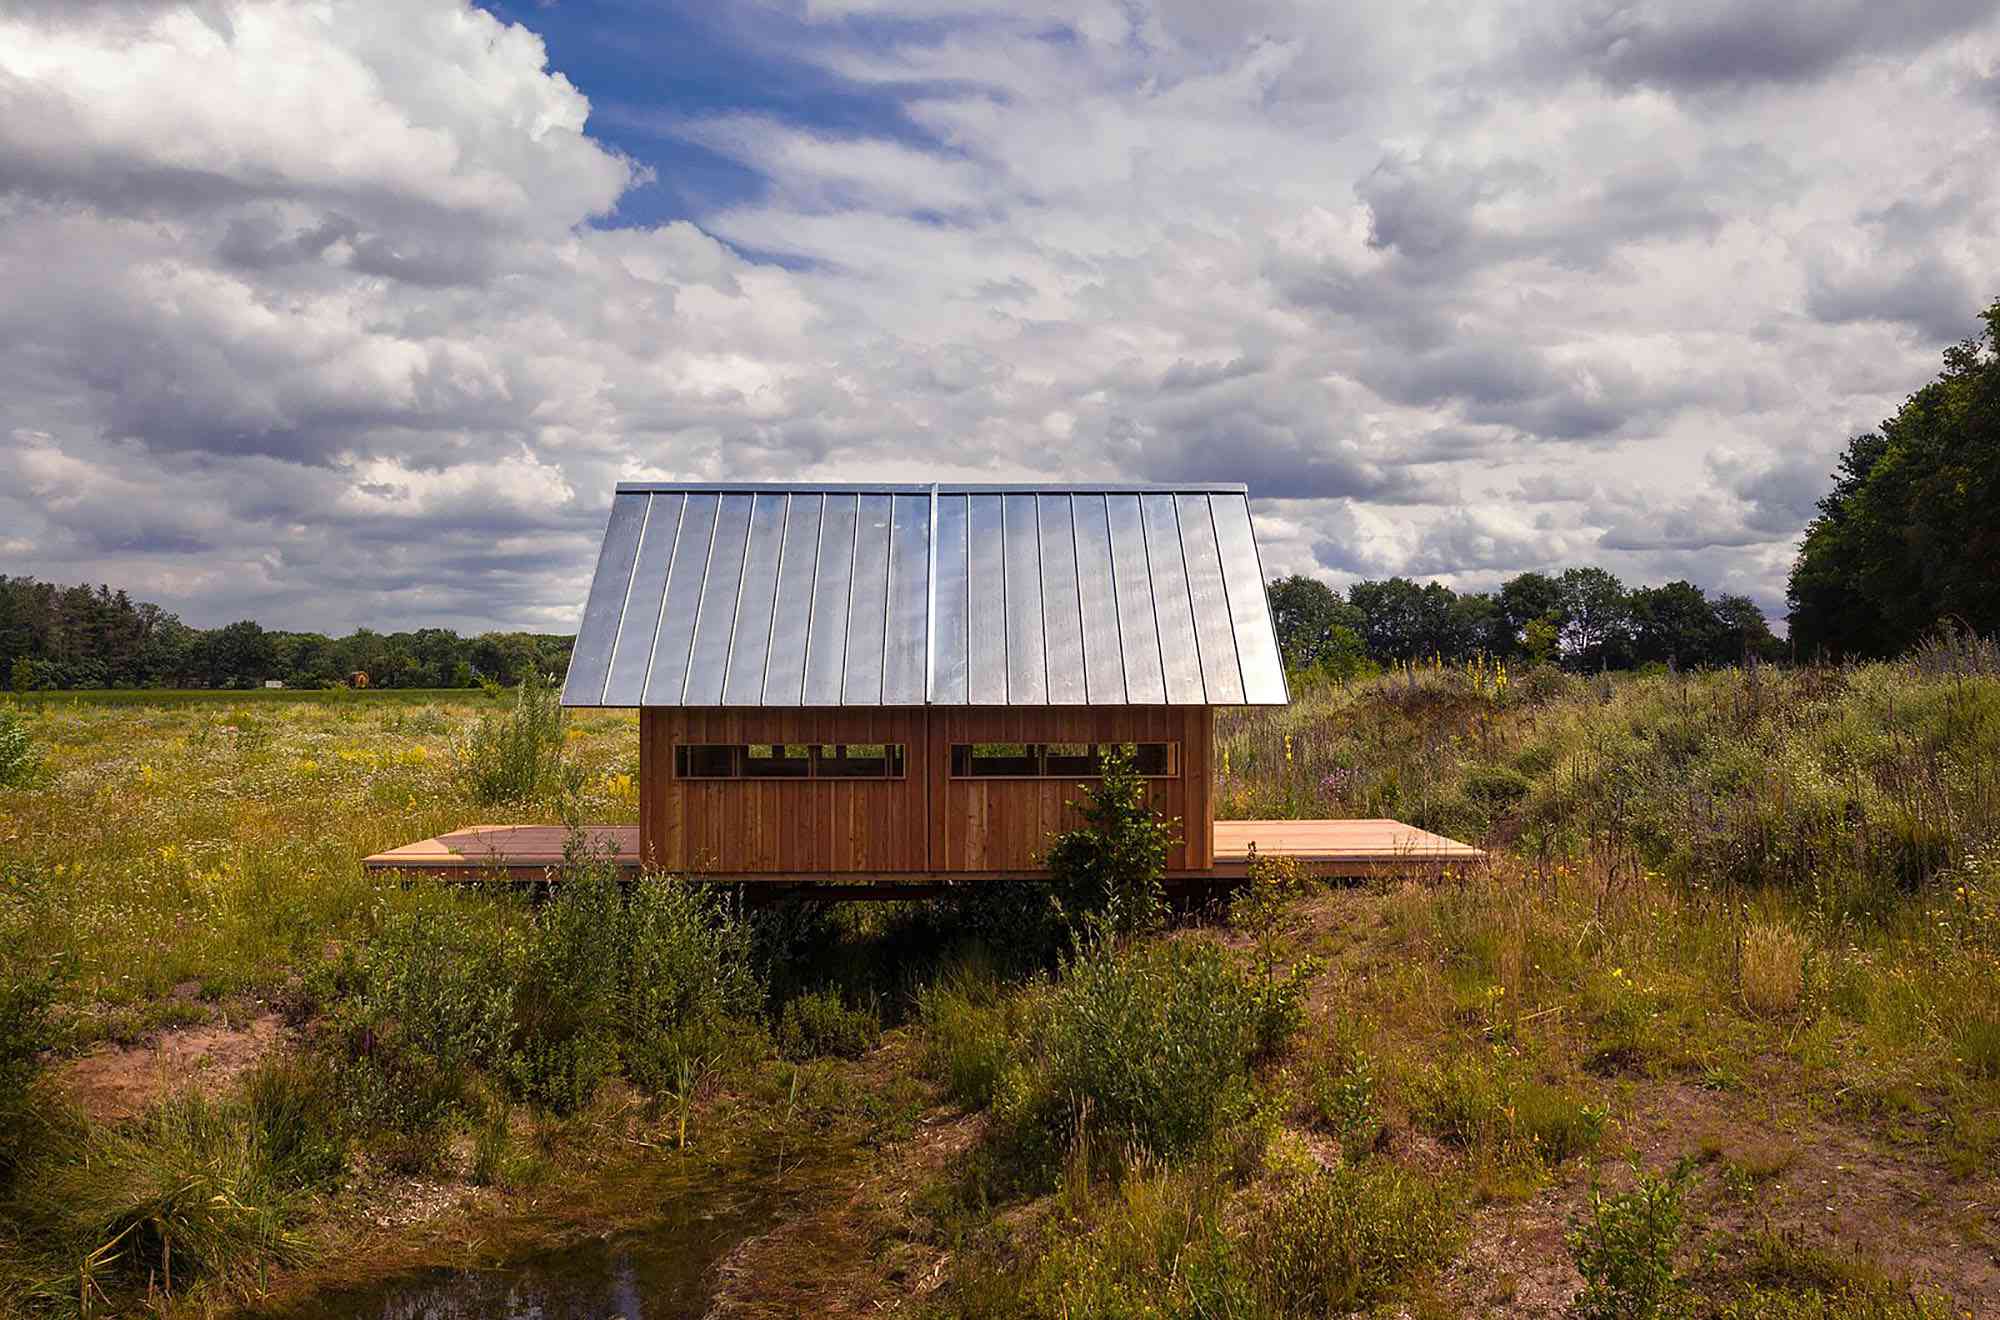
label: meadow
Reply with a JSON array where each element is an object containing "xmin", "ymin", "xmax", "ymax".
[{"xmin": 0, "ymin": 642, "xmax": 1996, "ymax": 1317}]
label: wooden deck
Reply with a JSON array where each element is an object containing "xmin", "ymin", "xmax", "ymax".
[{"xmin": 363, "ymin": 818, "xmax": 1483, "ymax": 891}]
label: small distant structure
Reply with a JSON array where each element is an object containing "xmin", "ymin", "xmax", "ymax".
[
  {"xmin": 263, "ymin": 679, "xmax": 284, "ymax": 689},
  {"xmin": 349, "ymin": 671, "xmax": 370, "ymax": 689}
]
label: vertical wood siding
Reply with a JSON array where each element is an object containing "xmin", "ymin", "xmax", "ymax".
[{"xmin": 639, "ymin": 706, "xmax": 1216, "ymax": 875}]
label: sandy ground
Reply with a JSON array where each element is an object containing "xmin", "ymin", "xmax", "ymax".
[{"xmin": 59, "ymin": 1004, "xmax": 284, "ymax": 1123}]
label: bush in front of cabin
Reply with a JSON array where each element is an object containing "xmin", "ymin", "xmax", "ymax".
[
  {"xmin": 319, "ymin": 856, "xmax": 767, "ymax": 1125},
  {"xmin": 997, "ymin": 936, "xmax": 1264, "ymax": 1173},
  {"xmin": 507, "ymin": 865, "xmax": 623, "ymax": 1113},
  {"xmin": 776, "ymin": 988, "xmax": 881, "ymax": 1061},
  {"xmin": 618, "ymin": 871, "xmax": 763, "ymax": 1094},
  {"xmin": 1044, "ymin": 744, "xmax": 1175, "ymax": 938},
  {"xmin": 322, "ymin": 893, "xmax": 515, "ymax": 1132}
]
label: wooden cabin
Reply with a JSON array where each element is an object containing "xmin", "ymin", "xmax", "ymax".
[
  {"xmin": 560, "ymin": 482, "xmax": 1285, "ymax": 878},
  {"xmin": 364, "ymin": 481, "xmax": 1484, "ymax": 886}
]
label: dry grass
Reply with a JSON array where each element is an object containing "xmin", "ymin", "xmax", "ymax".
[{"xmin": 1739, "ymin": 922, "xmax": 1807, "ymax": 1017}]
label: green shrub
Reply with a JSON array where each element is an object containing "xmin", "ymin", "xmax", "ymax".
[
  {"xmin": 776, "ymin": 988, "xmax": 881, "ymax": 1061},
  {"xmin": 1305, "ymin": 1037, "xmax": 1382, "ymax": 1162},
  {"xmin": 0, "ymin": 708, "xmax": 35, "ymax": 787},
  {"xmin": 508, "ymin": 866, "xmax": 623, "ymax": 1112},
  {"xmin": 1044, "ymin": 746, "xmax": 1175, "ymax": 937},
  {"xmin": 1567, "ymin": 1157, "xmax": 1699, "ymax": 1320},
  {"xmin": 322, "ymin": 862, "xmax": 764, "ymax": 1123},
  {"xmin": 1002, "ymin": 937, "xmax": 1259, "ymax": 1166},
  {"xmin": 451, "ymin": 669, "xmax": 577, "ymax": 805},
  {"xmin": 331, "ymin": 895, "xmax": 514, "ymax": 1130},
  {"xmin": 618, "ymin": 873, "xmax": 763, "ymax": 1093},
  {"xmin": 1252, "ymin": 1162, "xmax": 1463, "ymax": 1314}
]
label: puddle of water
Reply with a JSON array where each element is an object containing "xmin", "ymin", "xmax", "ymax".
[
  {"xmin": 261, "ymin": 1145, "xmax": 834, "ymax": 1320},
  {"xmin": 267, "ymin": 1228, "xmax": 732, "ymax": 1320}
]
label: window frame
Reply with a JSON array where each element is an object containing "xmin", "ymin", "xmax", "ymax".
[
  {"xmin": 673, "ymin": 742, "xmax": 908, "ymax": 781},
  {"xmin": 947, "ymin": 741, "xmax": 1180, "ymax": 780}
]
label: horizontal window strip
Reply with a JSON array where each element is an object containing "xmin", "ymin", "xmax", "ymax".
[
  {"xmin": 672, "ymin": 743, "xmax": 906, "ymax": 780},
  {"xmin": 947, "ymin": 742, "xmax": 1177, "ymax": 779}
]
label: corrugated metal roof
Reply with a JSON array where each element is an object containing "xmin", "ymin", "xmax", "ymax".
[{"xmin": 561, "ymin": 483, "xmax": 1289, "ymax": 708}]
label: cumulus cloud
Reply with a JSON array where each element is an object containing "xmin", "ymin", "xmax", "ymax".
[{"xmin": 2, "ymin": 0, "xmax": 1997, "ymax": 633}]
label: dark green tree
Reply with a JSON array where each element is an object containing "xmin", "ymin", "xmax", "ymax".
[
  {"xmin": 1788, "ymin": 299, "xmax": 2000, "ymax": 658},
  {"xmin": 1265, "ymin": 575, "xmax": 1366, "ymax": 673},
  {"xmin": 205, "ymin": 620, "xmax": 277, "ymax": 688},
  {"xmin": 1494, "ymin": 571, "xmax": 1566, "ymax": 659},
  {"xmin": 1629, "ymin": 580, "xmax": 1721, "ymax": 669},
  {"xmin": 1557, "ymin": 567, "xmax": 1634, "ymax": 670},
  {"xmin": 1712, "ymin": 594, "xmax": 1781, "ymax": 665}
]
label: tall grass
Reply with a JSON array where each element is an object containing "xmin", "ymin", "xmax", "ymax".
[
  {"xmin": 450, "ymin": 669, "xmax": 577, "ymax": 806},
  {"xmin": 0, "ymin": 707, "xmax": 35, "ymax": 787},
  {"xmin": 1218, "ymin": 658, "xmax": 2000, "ymax": 913},
  {"xmin": 1251, "ymin": 1161, "xmax": 1463, "ymax": 1315},
  {"xmin": 8, "ymin": 1058, "xmax": 343, "ymax": 1306}
]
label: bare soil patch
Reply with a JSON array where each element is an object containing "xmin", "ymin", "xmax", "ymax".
[{"xmin": 58, "ymin": 1010, "xmax": 284, "ymax": 1123}]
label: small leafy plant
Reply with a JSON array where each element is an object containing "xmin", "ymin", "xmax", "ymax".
[
  {"xmin": 776, "ymin": 988, "xmax": 880, "ymax": 1061},
  {"xmin": 1231, "ymin": 848, "xmax": 1322, "ymax": 1060},
  {"xmin": 1566, "ymin": 1156, "xmax": 1699, "ymax": 1320},
  {"xmin": 1044, "ymin": 745, "xmax": 1176, "ymax": 937}
]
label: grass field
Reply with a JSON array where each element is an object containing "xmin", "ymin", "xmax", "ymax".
[
  {"xmin": 5, "ymin": 688, "xmax": 495, "ymax": 709},
  {"xmin": 1, "ymin": 648, "xmax": 1998, "ymax": 1316}
]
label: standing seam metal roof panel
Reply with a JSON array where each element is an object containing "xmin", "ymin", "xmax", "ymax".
[{"xmin": 562, "ymin": 482, "xmax": 1289, "ymax": 707}]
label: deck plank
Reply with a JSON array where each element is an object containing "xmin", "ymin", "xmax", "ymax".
[{"xmin": 363, "ymin": 818, "xmax": 1481, "ymax": 881}]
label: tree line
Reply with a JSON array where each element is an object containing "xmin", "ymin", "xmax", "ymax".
[
  {"xmin": 1267, "ymin": 568, "xmax": 1782, "ymax": 679},
  {"xmin": 0, "ymin": 577, "xmax": 572, "ymax": 691}
]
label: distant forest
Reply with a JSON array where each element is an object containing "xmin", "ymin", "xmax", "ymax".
[
  {"xmin": 0, "ymin": 578, "xmax": 572, "ymax": 692},
  {"xmin": 0, "ymin": 565, "xmax": 1776, "ymax": 693},
  {"xmin": 1267, "ymin": 570, "xmax": 1780, "ymax": 679}
]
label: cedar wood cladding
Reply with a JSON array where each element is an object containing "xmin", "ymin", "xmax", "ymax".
[{"xmin": 640, "ymin": 706, "xmax": 1215, "ymax": 874}]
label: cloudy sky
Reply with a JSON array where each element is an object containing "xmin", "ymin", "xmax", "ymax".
[{"xmin": 3, "ymin": 1, "xmax": 1996, "ymax": 635}]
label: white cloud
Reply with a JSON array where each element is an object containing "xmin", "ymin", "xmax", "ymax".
[{"xmin": 2, "ymin": 0, "xmax": 1997, "ymax": 634}]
